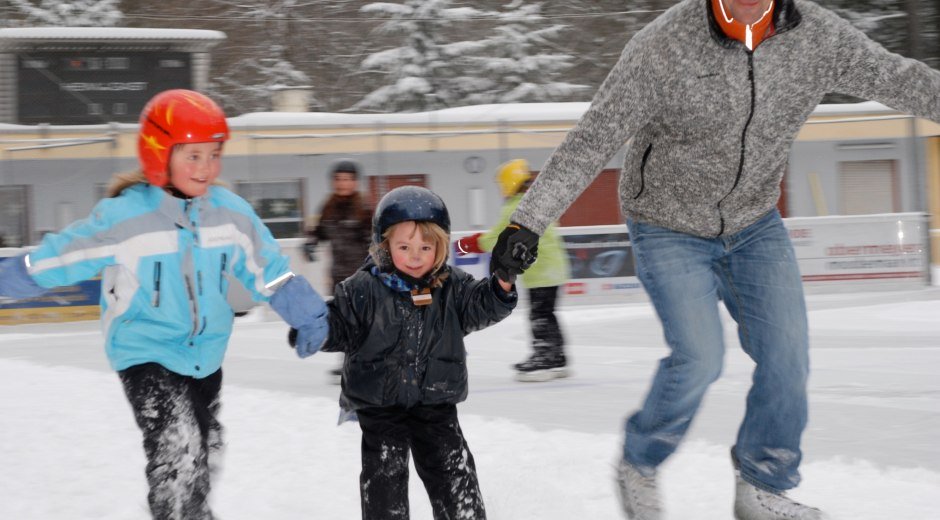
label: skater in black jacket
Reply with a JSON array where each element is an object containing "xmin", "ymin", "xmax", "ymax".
[{"xmin": 291, "ymin": 186, "xmax": 516, "ymax": 520}]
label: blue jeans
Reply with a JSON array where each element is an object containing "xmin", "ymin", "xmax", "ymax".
[{"xmin": 623, "ymin": 210, "xmax": 808, "ymax": 492}]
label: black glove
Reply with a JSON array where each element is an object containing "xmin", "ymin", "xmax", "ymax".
[
  {"xmin": 288, "ymin": 327, "xmax": 298, "ymax": 348},
  {"xmin": 489, "ymin": 223, "xmax": 539, "ymax": 283},
  {"xmin": 302, "ymin": 241, "xmax": 317, "ymax": 263}
]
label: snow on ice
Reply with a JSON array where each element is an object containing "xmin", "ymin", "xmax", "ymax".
[{"xmin": 1, "ymin": 289, "xmax": 939, "ymax": 519}]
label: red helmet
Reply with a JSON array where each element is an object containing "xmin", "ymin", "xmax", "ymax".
[{"xmin": 137, "ymin": 89, "xmax": 230, "ymax": 187}]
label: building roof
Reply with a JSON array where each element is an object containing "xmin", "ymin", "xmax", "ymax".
[{"xmin": 0, "ymin": 27, "xmax": 225, "ymax": 51}]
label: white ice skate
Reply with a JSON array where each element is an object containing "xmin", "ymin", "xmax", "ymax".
[
  {"xmin": 734, "ymin": 474, "xmax": 828, "ymax": 520},
  {"xmin": 615, "ymin": 460, "xmax": 662, "ymax": 520}
]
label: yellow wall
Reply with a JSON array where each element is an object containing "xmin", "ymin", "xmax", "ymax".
[{"xmin": 927, "ymin": 136, "xmax": 940, "ymax": 276}]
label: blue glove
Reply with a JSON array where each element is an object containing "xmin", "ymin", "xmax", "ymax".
[
  {"xmin": 269, "ymin": 275, "xmax": 329, "ymax": 358},
  {"xmin": 0, "ymin": 254, "xmax": 47, "ymax": 299}
]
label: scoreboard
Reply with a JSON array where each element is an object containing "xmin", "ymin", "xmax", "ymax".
[{"xmin": 17, "ymin": 51, "xmax": 192, "ymax": 124}]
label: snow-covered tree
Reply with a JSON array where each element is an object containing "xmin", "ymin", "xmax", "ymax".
[
  {"xmin": 204, "ymin": 0, "xmax": 322, "ymax": 113},
  {"xmin": 352, "ymin": 0, "xmax": 495, "ymax": 112},
  {"xmin": 9, "ymin": 0, "xmax": 122, "ymax": 27},
  {"xmin": 212, "ymin": 46, "xmax": 318, "ymax": 113},
  {"xmin": 464, "ymin": 1, "xmax": 589, "ymax": 104}
]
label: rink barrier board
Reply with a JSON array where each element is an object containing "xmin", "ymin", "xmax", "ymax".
[{"xmin": 0, "ymin": 213, "xmax": 931, "ymax": 324}]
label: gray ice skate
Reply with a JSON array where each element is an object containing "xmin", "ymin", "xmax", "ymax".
[
  {"xmin": 734, "ymin": 474, "xmax": 828, "ymax": 520},
  {"xmin": 615, "ymin": 460, "xmax": 662, "ymax": 520}
]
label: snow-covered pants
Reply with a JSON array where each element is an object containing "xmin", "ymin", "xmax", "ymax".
[
  {"xmin": 119, "ymin": 363, "xmax": 224, "ymax": 520},
  {"xmin": 624, "ymin": 210, "xmax": 809, "ymax": 492},
  {"xmin": 528, "ymin": 285, "xmax": 565, "ymax": 357},
  {"xmin": 357, "ymin": 404, "xmax": 485, "ymax": 520}
]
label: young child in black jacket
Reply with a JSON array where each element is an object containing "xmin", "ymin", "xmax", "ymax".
[{"xmin": 293, "ymin": 186, "xmax": 516, "ymax": 520}]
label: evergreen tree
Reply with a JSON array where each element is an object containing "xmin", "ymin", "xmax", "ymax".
[
  {"xmin": 352, "ymin": 0, "xmax": 494, "ymax": 112},
  {"xmin": 8, "ymin": 0, "xmax": 122, "ymax": 27},
  {"xmin": 203, "ymin": 0, "xmax": 320, "ymax": 113},
  {"xmin": 464, "ymin": 1, "xmax": 589, "ymax": 104}
]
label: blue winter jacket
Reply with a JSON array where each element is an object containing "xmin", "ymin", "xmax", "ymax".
[{"xmin": 26, "ymin": 183, "xmax": 292, "ymax": 378}]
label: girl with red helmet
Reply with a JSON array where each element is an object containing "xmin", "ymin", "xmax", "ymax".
[{"xmin": 0, "ymin": 89, "xmax": 330, "ymax": 519}]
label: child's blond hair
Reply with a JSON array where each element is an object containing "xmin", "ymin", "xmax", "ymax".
[{"xmin": 371, "ymin": 220, "xmax": 450, "ymax": 286}]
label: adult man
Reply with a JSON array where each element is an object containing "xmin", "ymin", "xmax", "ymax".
[
  {"xmin": 304, "ymin": 159, "xmax": 372, "ymax": 383},
  {"xmin": 489, "ymin": 1, "xmax": 940, "ymax": 519}
]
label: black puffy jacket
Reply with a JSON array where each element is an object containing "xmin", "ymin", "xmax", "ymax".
[{"xmin": 322, "ymin": 264, "xmax": 517, "ymax": 410}]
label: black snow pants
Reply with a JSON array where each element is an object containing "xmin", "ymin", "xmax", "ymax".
[
  {"xmin": 529, "ymin": 285, "xmax": 565, "ymax": 357},
  {"xmin": 119, "ymin": 363, "xmax": 223, "ymax": 520},
  {"xmin": 356, "ymin": 404, "xmax": 485, "ymax": 520}
]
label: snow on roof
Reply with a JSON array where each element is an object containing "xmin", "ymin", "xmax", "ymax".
[
  {"xmin": 228, "ymin": 102, "xmax": 594, "ymax": 128},
  {"xmin": 227, "ymin": 101, "xmax": 899, "ymax": 129},
  {"xmin": 0, "ymin": 27, "xmax": 226, "ymax": 42},
  {"xmin": 0, "ymin": 101, "xmax": 901, "ymax": 132}
]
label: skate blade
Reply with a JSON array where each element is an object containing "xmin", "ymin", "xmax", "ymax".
[{"xmin": 514, "ymin": 367, "xmax": 571, "ymax": 383}]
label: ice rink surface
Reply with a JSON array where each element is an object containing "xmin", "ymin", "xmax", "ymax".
[{"xmin": 2, "ymin": 287, "xmax": 938, "ymax": 519}]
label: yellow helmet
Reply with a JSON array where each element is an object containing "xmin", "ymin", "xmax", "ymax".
[{"xmin": 496, "ymin": 159, "xmax": 532, "ymax": 197}]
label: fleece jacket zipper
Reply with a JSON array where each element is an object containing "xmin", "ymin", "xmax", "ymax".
[{"xmin": 718, "ymin": 51, "xmax": 756, "ymax": 237}]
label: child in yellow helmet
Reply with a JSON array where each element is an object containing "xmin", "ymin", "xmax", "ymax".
[{"xmin": 456, "ymin": 159, "xmax": 572, "ymax": 381}]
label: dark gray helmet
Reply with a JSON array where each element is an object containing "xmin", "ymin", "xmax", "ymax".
[
  {"xmin": 330, "ymin": 159, "xmax": 360, "ymax": 177},
  {"xmin": 372, "ymin": 186, "xmax": 450, "ymax": 245}
]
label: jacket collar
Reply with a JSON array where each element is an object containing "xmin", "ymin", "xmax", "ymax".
[
  {"xmin": 147, "ymin": 183, "xmax": 204, "ymax": 231},
  {"xmin": 705, "ymin": 0, "xmax": 802, "ymax": 49}
]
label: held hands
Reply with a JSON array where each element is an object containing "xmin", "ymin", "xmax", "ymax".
[
  {"xmin": 489, "ymin": 224, "xmax": 539, "ymax": 284},
  {"xmin": 293, "ymin": 318, "xmax": 329, "ymax": 358},
  {"xmin": 268, "ymin": 275, "xmax": 329, "ymax": 358},
  {"xmin": 287, "ymin": 325, "xmax": 325, "ymax": 358}
]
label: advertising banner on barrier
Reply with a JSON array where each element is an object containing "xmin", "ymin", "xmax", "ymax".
[
  {"xmin": 0, "ymin": 250, "xmax": 101, "ymax": 325},
  {"xmin": 0, "ymin": 280, "xmax": 101, "ymax": 325},
  {"xmin": 451, "ymin": 213, "xmax": 929, "ymax": 305},
  {"xmin": 785, "ymin": 213, "xmax": 929, "ymax": 290}
]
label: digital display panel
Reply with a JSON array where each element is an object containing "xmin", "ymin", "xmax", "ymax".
[{"xmin": 17, "ymin": 52, "xmax": 192, "ymax": 124}]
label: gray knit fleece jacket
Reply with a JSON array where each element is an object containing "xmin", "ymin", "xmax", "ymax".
[{"xmin": 512, "ymin": 0, "xmax": 940, "ymax": 238}]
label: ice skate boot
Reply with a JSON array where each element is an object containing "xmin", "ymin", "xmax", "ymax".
[
  {"xmin": 513, "ymin": 352, "xmax": 570, "ymax": 382},
  {"xmin": 734, "ymin": 474, "xmax": 829, "ymax": 520},
  {"xmin": 731, "ymin": 448, "xmax": 827, "ymax": 520},
  {"xmin": 615, "ymin": 460, "xmax": 662, "ymax": 520},
  {"xmin": 734, "ymin": 474, "xmax": 827, "ymax": 520}
]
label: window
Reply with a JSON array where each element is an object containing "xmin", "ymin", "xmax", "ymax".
[
  {"xmin": 235, "ymin": 180, "xmax": 305, "ymax": 238},
  {"xmin": 0, "ymin": 186, "xmax": 31, "ymax": 247},
  {"xmin": 839, "ymin": 160, "xmax": 899, "ymax": 215},
  {"xmin": 368, "ymin": 174, "xmax": 427, "ymax": 206},
  {"xmin": 105, "ymin": 57, "xmax": 130, "ymax": 70}
]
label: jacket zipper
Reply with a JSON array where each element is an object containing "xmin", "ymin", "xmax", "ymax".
[
  {"xmin": 717, "ymin": 52, "xmax": 756, "ymax": 236},
  {"xmin": 184, "ymin": 274, "xmax": 200, "ymax": 338},
  {"xmin": 219, "ymin": 253, "xmax": 228, "ymax": 292},
  {"xmin": 152, "ymin": 261, "xmax": 162, "ymax": 307},
  {"xmin": 183, "ymin": 198, "xmax": 201, "ymax": 339}
]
